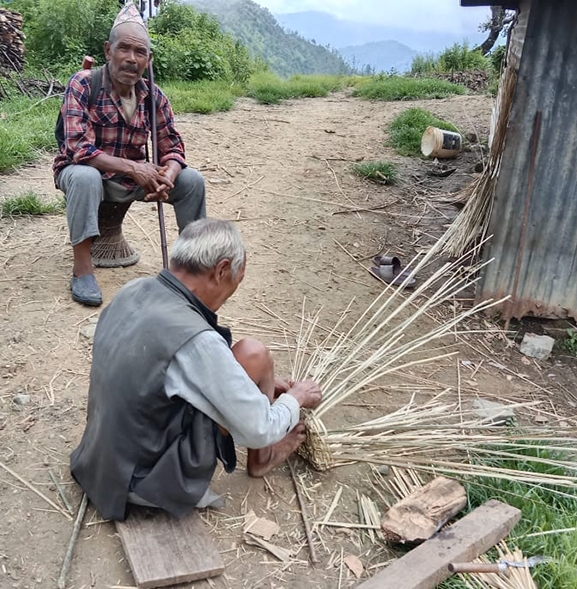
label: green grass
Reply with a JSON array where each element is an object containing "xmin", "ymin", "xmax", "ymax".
[
  {"xmin": 163, "ymin": 80, "xmax": 244, "ymax": 114},
  {"xmin": 0, "ymin": 73, "xmax": 350, "ymax": 173},
  {"xmin": 353, "ymin": 75, "xmax": 465, "ymax": 101},
  {"xmin": 0, "ymin": 95, "xmax": 62, "ymax": 172},
  {"xmin": 352, "ymin": 161, "xmax": 398, "ymax": 184},
  {"xmin": 0, "ymin": 71, "xmax": 462, "ymax": 172},
  {"xmin": 247, "ymin": 72, "xmax": 348, "ymax": 104},
  {"xmin": 389, "ymin": 107, "xmax": 459, "ymax": 157},
  {"xmin": 438, "ymin": 445, "xmax": 577, "ymax": 588},
  {"xmin": 1, "ymin": 192, "xmax": 65, "ymax": 216},
  {"xmin": 560, "ymin": 329, "xmax": 577, "ymax": 355}
]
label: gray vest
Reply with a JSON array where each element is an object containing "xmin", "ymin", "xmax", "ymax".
[{"xmin": 70, "ymin": 270, "xmax": 236, "ymax": 520}]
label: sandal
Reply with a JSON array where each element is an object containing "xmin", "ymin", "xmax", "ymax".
[
  {"xmin": 369, "ymin": 261, "xmax": 416, "ymax": 288},
  {"xmin": 372, "ymin": 255, "xmax": 401, "ymax": 268}
]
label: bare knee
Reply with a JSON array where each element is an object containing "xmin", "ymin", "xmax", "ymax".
[
  {"xmin": 232, "ymin": 338, "xmax": 274, "ymax": 393},
  {"xmin": 232, "ymin": 337, "xmax": 270, "ymax": 365}
]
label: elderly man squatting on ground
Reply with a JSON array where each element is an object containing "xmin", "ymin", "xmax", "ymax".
[
  {"xmin": 70, "ymin": 219, "xmax": 322, "ymax": 521},
  {"xmin": 53, "ymin": 2, "xmax": 205, "ymax": 307}
]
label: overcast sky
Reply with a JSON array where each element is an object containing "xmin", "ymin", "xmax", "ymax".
[{"xmin": 254, "ymin": 0, "xmax": 490, "ymax": 34}]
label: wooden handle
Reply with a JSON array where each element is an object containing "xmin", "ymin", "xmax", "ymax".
[
  {"xmin": 82, "ymin": 55, "xmax": 95, "ymax": 69},
  {"xmin": 449, "ymin": 562, "xmax": 508, "ymax": 574}
]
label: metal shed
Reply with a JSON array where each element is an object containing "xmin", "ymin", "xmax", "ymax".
[{"xmin": 463, "ymin": 0, "xmax": 577, "ymax": 320}]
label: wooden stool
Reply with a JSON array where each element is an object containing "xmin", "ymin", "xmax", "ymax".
[{"xmin": 91, "ymin": 201, "xmax": 140, "ymax": 268}]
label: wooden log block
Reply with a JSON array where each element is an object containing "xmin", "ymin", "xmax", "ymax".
[
  {"xmin": 357, "ymin": 499, "xmax": 521, "ymax": 589},
  {"xmin": 381, "ymin": 476, "xmax": 467, "ymax": 544},
  {"xmin": 116, "ymin": 507, "xmax": 224, "ymax": 589}
]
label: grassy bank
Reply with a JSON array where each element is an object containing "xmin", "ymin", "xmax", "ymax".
[
  {"xmin": 353, "ymin": 75, "xmax": 466, "ymax": 101},
  {"xmin": 0, "ymin": 95, "xmax": 62, "ymax": 172},
  {"xmin": 1, "ymin": 71, "xmax": 471, "ymax": 172}
]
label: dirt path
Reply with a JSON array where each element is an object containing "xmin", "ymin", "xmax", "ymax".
[{"xmin": 1, "ymin": 92, "xmax": 576, "ymax": 589}]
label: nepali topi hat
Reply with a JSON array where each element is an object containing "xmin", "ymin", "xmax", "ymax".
[{"xmin": 112, "ymin": 1, "xmax": 147, "ymax": 30}]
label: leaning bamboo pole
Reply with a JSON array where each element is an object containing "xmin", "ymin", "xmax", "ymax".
[{"xmin": 433, "ymin": 66, "xmax": 518, "ymax": 257}]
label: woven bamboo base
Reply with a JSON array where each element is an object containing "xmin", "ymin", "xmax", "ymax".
[
  {"xmin": 296, "ymin": 412, "xmax": 335, "ymax": 471},
  {"xmin": 92, "ymin": 201, "xmax": 139, "ymax": 268}
]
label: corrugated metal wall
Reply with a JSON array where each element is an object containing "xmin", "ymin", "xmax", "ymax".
[{"xmin": 478, "ymin": 0, "xmax": 577, "ymax": 320}]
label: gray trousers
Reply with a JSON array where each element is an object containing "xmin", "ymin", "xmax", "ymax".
[{"xmin": 57, "ymin": 165, "xmax": 206, "ymax": 246}]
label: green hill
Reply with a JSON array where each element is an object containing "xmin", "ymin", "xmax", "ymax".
[{"xmin": 183, "ymin": 0, "xmax": 353, "ymax": 77}]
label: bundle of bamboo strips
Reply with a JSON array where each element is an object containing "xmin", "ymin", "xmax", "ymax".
[
  {"xmin": 289, "ymin": 251, "xmax": 577, "ymax": 492},
  {"xmin": 316, "ymin": 394, "xmax": 577, "ymax": 492},
  {"xmin": 292, "ymin": 251, "xmax": 500, "ymax": 421}
]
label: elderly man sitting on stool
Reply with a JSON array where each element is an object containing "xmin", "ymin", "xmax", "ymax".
[
  {"xmin": 53, "ymin": 1, "xmax": 205, "ymax": 306},
  {"xmin": 70, "ymin": 219, "xmax": 322, "ymax": 521}
]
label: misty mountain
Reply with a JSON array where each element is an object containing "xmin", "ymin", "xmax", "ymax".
[
  {"xmin": 183, "ymin": 0, "xmax": 353, "ymax": 77},
  {"xmin": 274, "ymin": 11, "xmax": 486, "ymax": 54},
  {"xmin": 338, "ymin": 41, "xmax": 418, "ymax": 74}
]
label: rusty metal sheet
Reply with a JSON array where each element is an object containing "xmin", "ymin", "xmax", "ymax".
[{"xmin": 479, "ymin": 0, "xmax": 577, "ymax": 320}]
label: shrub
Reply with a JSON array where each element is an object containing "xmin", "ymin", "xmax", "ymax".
[
  {"xmin": 149, "ymin": 2, "xmax": 258, "ymax": 83},
  {"xmin": 490, "ymin": 45, "xmax": 506, "ymax": 75},
  {"xmin": 410, "ymin": 42, "xmax": 489, "ymax": 76},
  {"xmin": 151, "ymin": 31, "xmax": 228, "ymax": 82},
  {"xmin": 9, "ymin": 0, "xmax": 118, "ymax": 70},
  {"xmin": 352, "ymin": 161, "xmax": 398, "ymax": 184},
  {"xmin": 149, "ymin": 0, "xmax": 201, "ymax": 36},
  {"xmin": 410, "ymin": 53, "xmax": 438, "ymax": 76},
  {"xmin": 389, "ymin": 108, "xmax": 458, "ymax": 157},
  {"xmin": 438, "ymin": 42, "xmax": 487, "ymax": 72},
  {"xmin": 353, "ymin": 75, "xmax": 465, "ymax": 101}
]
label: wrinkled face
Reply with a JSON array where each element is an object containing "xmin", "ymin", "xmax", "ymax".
[
  {"xmin": 105, "ymin": 23, "xmax": 151, "ymax": 89},
  {"xmin": 216, "ymin": 257, "xmax": 246, "ymax": 310}
]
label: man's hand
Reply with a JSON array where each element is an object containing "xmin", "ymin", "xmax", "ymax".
[
  {"xmin": 274, "ymin": 377, "xmax": 294, "ymax": 399},
  {"xmin": 143, "ymin": 160, "xmax": 182, "ymax": 202},
  {"xmin": 129, "ymin": 162, "xmax": 174, "ymax": 200},
  {"xmin": 287, "ymin": 380, "xmax": 322, "ymax": 410}
]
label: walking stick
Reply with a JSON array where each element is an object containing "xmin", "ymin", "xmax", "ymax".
[{"xmin": 146, "ymin": 60, "xmax": 169, "ymax": 270}]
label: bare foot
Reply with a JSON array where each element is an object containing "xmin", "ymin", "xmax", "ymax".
[{"xmin": 247, "ymin": 424, "xmax": 306, "ymax": 477}]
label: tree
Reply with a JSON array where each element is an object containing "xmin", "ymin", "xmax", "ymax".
[{"xmin": 476, "ymin": 6, "xmax": 515, "ymax": 56}]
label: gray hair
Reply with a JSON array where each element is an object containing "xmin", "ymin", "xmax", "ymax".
[{"xmin": 170, "ymin": 219, "xmax": 246, "ymax": 277}]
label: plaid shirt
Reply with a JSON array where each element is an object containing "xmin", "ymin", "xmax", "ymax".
[{"xmin": 53, "ymin": 65, "xmax": 186, "ymax": 189}]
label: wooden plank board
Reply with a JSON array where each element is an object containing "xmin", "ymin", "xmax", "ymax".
[
  {"xmin": 116, "ymin": 507, "xmax": 224, "ymax": 589},
  {"xmin": 357, "ymin": 499, "xmax": 521, "ymax": 589}
]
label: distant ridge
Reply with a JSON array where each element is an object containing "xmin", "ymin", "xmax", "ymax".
[
  {"xmin": 183, "ymin": 0, "xmax": 353, "ymax": 77},
  {"xmin": 273, "ymin": 10, "xmax": 486, "ymax": 54},
  {"xmin": 338, "ymin": 40, "xmax": 418, "ymax": 74}
]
